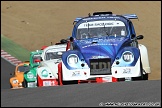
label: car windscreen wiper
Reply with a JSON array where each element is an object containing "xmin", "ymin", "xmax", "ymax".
[
  {"xmin": 87, "ymin": 22, "xmax": 90, "ymax": 37},
  {"xmin": 103, "ymin": 23, "xmax": 109, "ymax": 36}
]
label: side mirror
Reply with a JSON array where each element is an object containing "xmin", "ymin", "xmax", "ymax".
[
  {"xmin": 41, "ymin": 58, "xmax": 43, "ymax": 61},
  {"xmin": 131, "ymin": 34, "xmax": 136, "ymax": 39},
  {"xmin": 60, "ymin": 39, "xmax": 67, "ymax": 43},
  {"xmin": 70, "ymin": 37, "xmax": 74, "ymax": 42},
  {"xmin": 136, "ymin": 35, "xmax": 144, "ymax": 40}
]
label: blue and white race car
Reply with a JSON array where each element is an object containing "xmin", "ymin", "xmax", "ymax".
[{"xmin": 58, "ymin": 12, "xmax": 151, "ymax": 85}]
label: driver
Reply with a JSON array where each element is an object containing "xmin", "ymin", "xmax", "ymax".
[
  {"xmin": 97, "ymin": 28, "xmax": 106, "ymax": 36},
  {"xmin": 80, "ymin": 29, "xmax": 88, "ymax": 39}
]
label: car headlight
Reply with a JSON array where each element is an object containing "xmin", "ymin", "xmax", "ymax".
[
  {"xmin": 19, "ymin": 83, "xmax": 22, "ymax": 86},
  {"xmin": 122, "ymin": 51, "xmax": 134, "ymax": 62},
  {"xmin": 67, "ymin": 54, "xmax": 78, "ymax": 65},
  {"xmin": 12, "ymin": 79, "xmax": 18, "ymax": 84},
  {"xmin": 27, "ymin": 72, "xmax": 34, "ymax": 78},
  {"xmin": 41, "ymin": 69, "xmax": 48, "ymax": 77}
]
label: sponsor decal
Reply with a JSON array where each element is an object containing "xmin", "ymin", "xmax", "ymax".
[
  {"xmin": 72, "ymin": 71, "xmax": 81, "ymax": 77},
  {"xmin": 122, "ymin": 51, "xmax": 134, "ymax": 62},
  {"xmin": 43, "ymin": 81, "xmax": 56, "ymax": 86},
  {"xmin": 90, "ymin": 58, "xmax": 111, "ymax": 75},
  {"xmin": 27, "ymin": 72, "xmax": 34, "ymax": 78},
  {"xmin": 82, "ymin": 43, "xmax": 117, "ymax": 48},
  {"xmin": 82, "ymin": 16, "xmax": 120, "ymax": 21},
  {"xmin": 83, "ymin": 22, "xmax": 113, "ymax": 27},
  {"xmin": 123, "ymin": 68, "xmax": 131, "ymax": 74},
  {"xmin": 41, "ymin": 69, "xmax": 48, "ymax": 77},
  {"xmin": 78, "ymin": 20, "xmax": 125, "ymax": 28},
  {"xmin": 27, "ymin": 82, "xmax": 36, "ymax": 87}
]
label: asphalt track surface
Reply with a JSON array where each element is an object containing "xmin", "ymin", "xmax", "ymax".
[
  {"xmin": 1, "ymin": 58, "xmax": 15, "ymax": 89},
  {"xmin": 1, "ymin": 57, "xmax": 161, "ymax": 107}
]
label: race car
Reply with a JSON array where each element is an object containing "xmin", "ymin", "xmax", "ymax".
[
  {"xmin": 9, "ymin": 61, "xmax": 30, "ymax": 89},
  {"xmin": 23, "ymin": 50, "xmax": 43, "ymax": 88},
  {"xmin": 36, "ymin": 42, "xmax": 67, "ymax": 87},
  {"xmin": 58, "ymin": 11, "xmax": 151, "ymax": 85}
]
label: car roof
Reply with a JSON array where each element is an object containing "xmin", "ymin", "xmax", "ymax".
[
  {"xmin": 17, "ymin": 61, "xmax": 30, "ymax": 66},
  {"xmin": 43, "ymin": 44, "xmax": 67, "ymax": 52},
  {"xmin": 73, "ymin": 12, "xmax": 138, "ymax": 27}
]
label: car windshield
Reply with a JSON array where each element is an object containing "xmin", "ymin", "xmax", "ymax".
[
  {"xmin": 77, "ymin": 20, "xmax": 127, "ymax": 39},
  {"xmin": 18, "ymin": 65, "xmax": 30, "ymax": 72},
  {"xmin": 45, "ymin": 50, "xmax": 66, "ymax": 60},
  {"xmin": 33, "ymin": 54, "xmax": 42, "ymax": 63}
]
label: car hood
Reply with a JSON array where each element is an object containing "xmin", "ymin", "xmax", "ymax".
[
  {"xmin": 75, "ymin": 37, "xmax": 129, "ymax": 64},
  {"xmin": 41, "ymin": 59, "xmax": 62, "ymax": 77}
]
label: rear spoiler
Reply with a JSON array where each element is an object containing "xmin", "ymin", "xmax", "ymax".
[{"xmin": 122, "ymin": 14, "xmax": 139, "ymax": 20}]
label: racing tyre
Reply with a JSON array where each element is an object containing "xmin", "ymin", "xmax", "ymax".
[
  {"xmin": 61, "ymin": 80, "xmax": 78, "ymax": 85},
  {"xmin": 117, "ymin": 78, "xmax": 125, "ymax": 82},
  {"xmin": 22, "ymin": 79, "xmax": 27, "ymax": 88},
  {"xmin": 37, "ymin": 76, "xmax": 40, "ymax": 87},
  {"xmin": 142, "ymin": 73, "xmax": 148, "ymax": 80},
  {"xmin": 132, "ymin": 60, "xmax": 148, "ymax": 81},
  {"xmin": 10, "ymin": 83, "xmax": 12, "ymax": 88}
]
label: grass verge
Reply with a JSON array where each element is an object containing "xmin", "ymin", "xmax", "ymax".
[{"xmin": 1, "ymin": 34, "xmax": 30, "ymax": 61}]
